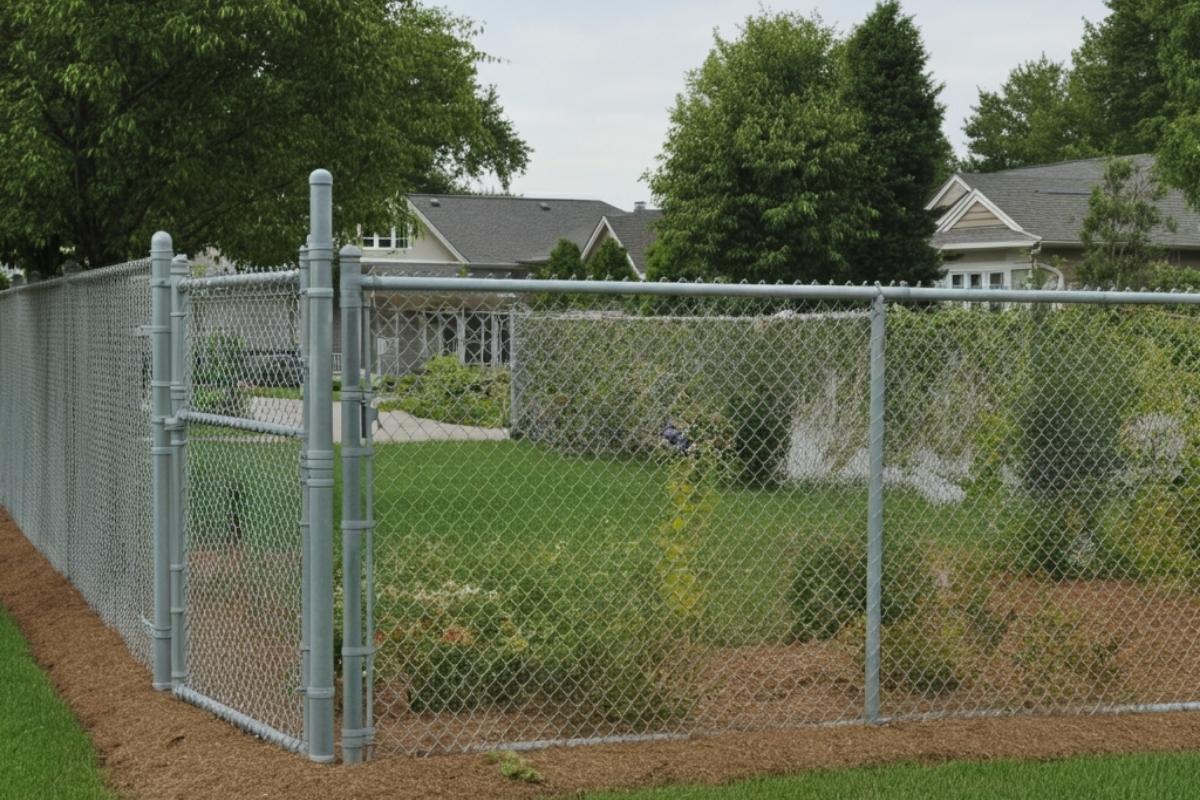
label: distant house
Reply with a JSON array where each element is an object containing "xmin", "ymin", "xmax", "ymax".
[
  {"xmin": 926, "ymin": 154, "xmax": 1200, "ymax": 290},
  {"xmin": 365, "ymin": 194, "xmax": 661, "ymax": 373}
]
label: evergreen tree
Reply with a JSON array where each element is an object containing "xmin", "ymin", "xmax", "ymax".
[
  {"xmin": 841, "ymin": 1, "xmax": 951, "ymax": 286},
  {"xmin": 537, "ymin": 238, "xmax": 585, "ymax": 280},
  {"xmin": 587, "ymin": 239, "xmax": 637, "ymax": 281}
]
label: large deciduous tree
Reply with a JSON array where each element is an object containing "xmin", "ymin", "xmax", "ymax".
[
  {"xmin": 840, "ymin": 1, "xmax": 950, "ymax": 286},
  {"xmin": 645, "ymin": 12, "xmax": 874, "ymax": 284},
  {"xmin": 0, "ymin": 0, "xmax": 529, "ymax": 273},
  {"xmin": 962, "ymin": 57, "xmax": 1094, "ymax": 171}
]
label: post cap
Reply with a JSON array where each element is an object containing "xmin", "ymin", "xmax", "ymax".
[
  {"xmin": 151, "ymin": 231, "xmax": 173, "ymax": 252},
  {"xmin": 309, "ymin": 168, "xmax": 333, "ymax": 186},
  {"xmin": 339, "ymin": 244, "xmax": 362, "ymax": 258}
]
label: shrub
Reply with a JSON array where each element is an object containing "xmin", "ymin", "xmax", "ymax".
[
  {"xmin": 1014, "ymin": 314, "xmax": 1133, "ymax": 578},
  {"xmin": 1014, "ymin": 603, "xmax": 1121, "ymax": 706},
  {"xmin": 787, "ymin": 530, "xmax": 931, "ymax": 642},
  {"xmin": 193, "ymin": 332, "xmax": 250, "ymax": 417},
  {"xmin": 379, "ymin": 356, "xmax": 509, "ymax": 427},
  {"xmin": 375, "ymin": 576, "xmax": 690, "ymax": 726}
]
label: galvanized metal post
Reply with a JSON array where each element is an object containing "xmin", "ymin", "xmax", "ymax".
[
  {"xmin": 339, "ymin": 244, "xmax": 367, "ymax": 762},
  {"xmin": 361, "ymin": 300, "xmax": 377, "ymax": 760},
  {"xmin": 169, "ymin": 253, "xmax": 190, "ymax": 687},
  {"xmin": 865, "ymin": 291, "xmax": 886, "ymax": 723},
  {"xmin": 305, "ymin": 170, "xmax": 336, "ymax": 763},
  {"xmin": 297, "ymin": 244, "xmax": 311, "ymax": 748},
  {"xmin": 149, "ymin": 232, "xmax": 174, "ymax": 691}
]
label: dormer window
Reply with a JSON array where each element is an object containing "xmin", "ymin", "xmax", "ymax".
[{"xmin": 363, "ymin": 224, "xmax": 410, "ymax": 251}]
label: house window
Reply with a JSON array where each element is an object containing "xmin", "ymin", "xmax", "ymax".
[
  {"xmin": 950, "ymin": 274, "xmax": 964, "ymax": 289},
  {"xmin": 363, "ymin": 224, "xmax": 410, "ymax": 251}
]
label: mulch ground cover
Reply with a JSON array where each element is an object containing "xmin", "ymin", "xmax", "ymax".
[{"xmin": 5, "ymin": 510, "xmax": 1200, "ymax": 800}]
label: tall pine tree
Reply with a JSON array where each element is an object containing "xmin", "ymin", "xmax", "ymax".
[{"xmin": 841, "ymin": 1, "xmax": 951, "ymax": 286}]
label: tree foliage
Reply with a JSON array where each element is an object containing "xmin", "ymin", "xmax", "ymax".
[
  {"xmin": 963, "ymin": 1, "xmax": 1177, "ymax": 172},
  {"xmin": 1079, "ymin": 157, "xmax": 1171, "ymax": 288},
  {"xmin": 587, "ymin": 238, "xmax": 636, "ymax": 281},
  {"xmin": 646, "ymin": 12, "xmax": 874, "ymax": 284},
  {"xmin": 536, "ymin": 238, "xmax": 584, "ymax": 280},
  {"xmin": 962, "ymin": 57, "xmax": 1094, "ymax": 171},
  {"xmin": 840, "ymin": 1, "xmax": 951, "ymax": 286},
  {"xmin": 0, "ymin": 0, "xmax": 529, "ymax": 273}
]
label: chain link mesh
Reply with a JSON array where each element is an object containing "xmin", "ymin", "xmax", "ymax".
[
  {"xmin": 181, "ymin": 274, "xmax": 305, "ymax": 740},
  {"xmin": 0, "ymin": 261, "xmax": 154, "ymax": 667},
  {"xmin": 361, "ymin": 288, "xmax": 1200, "ymax": 755}
]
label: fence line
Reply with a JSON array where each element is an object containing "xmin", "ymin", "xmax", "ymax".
[{"xmin": 4, "ymin": 170, "xmax": 1200, "ymax": 765}]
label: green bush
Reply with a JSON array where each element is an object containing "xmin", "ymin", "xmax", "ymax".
[
  {"xmin": 1014, "ymin": 603, "xmax": 1121, "ymax": 706},
  {"xmin": 378, "ymin": 356, "xmax": 509, "ymax": 427},
  {"xmin": 193, "ymin": 332, "xmax": 250, "ymax": 418},
  {"xmin": 1014, "ymin": 314, "xmax": 1133, "ymax": 578},
  {"xmin": 375, "ymin": 575, "xmax": 689, "ymax": 726},
  {"xmin": 787, "ymin": 530, "xmax": 931, "ymax": 642}
]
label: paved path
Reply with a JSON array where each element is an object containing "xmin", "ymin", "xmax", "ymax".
[{"xmin": 248, "ymin": 397, "xmax": 509, "ymax": 443}]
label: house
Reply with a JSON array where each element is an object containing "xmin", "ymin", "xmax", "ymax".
[
  {"xmin": 364, "ymin": 193, "xmax": 655, "ymax": 373},
  {"xmin": 926, "ymin": 154, "xmax": 1200, "ymax": 290}
]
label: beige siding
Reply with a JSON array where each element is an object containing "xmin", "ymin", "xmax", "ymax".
[
  {"xmin": 365, "ymin": 217, "xmax": 460, "ymax": 265},
  {"xmin": 952, "ymin": 201, "xmax": 1005, "ymax": 230},
  {"xmin": 936, "ymin": 183, "xmax": 968, "ymax": 210}
]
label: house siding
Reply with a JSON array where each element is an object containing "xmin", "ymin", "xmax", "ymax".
[{"xmin": 952, "ymin": 202, "xmax": 1004, "ymax": 229}]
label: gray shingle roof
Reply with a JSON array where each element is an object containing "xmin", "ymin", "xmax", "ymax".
[
  {"xmin": 409, "ymin": 194, "xmax": 625, "ymax": 264},
  {"xmin": 602, "ymin": 209, "xmax": 662, "ymax": 273},
  {"xmin": 949, "ymin": 155, "xmax": 1200, "ymax": 249}
]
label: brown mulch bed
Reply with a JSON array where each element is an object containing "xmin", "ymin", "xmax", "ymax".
[{"xmin": 5, "ymin": 510, "xmax": 1200, "ymax": 800}]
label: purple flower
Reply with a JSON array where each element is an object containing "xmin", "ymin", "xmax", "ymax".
[{"xmin": 661, "ymin": 421, "xmax": 691, "ymax": 454}]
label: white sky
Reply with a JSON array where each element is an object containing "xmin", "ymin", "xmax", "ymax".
[{"xmin": 441, "ymin": 1, "xmax": 1110, "ymax": 210}]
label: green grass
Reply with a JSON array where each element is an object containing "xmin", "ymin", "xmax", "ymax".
[
  {"xmin": 583, "ymin": 751, "xmax": 1200, "ymax": 799},
  {"xmin": 0, "ymin": 607, "xmax": 114, "ymax": 799}
]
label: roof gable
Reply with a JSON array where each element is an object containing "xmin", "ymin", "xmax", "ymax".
[
  {"xmin": 408, "ymin": 194, "xmax": 625, "ymax": 264},
  {"xmin": 583, "ymin": 210, "xmax": 663, "ymax": 275}
]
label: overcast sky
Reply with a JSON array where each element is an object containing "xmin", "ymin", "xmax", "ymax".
[{"xmin": 441, "ymin": 1, "xmax": 1110, "ymax": 210}]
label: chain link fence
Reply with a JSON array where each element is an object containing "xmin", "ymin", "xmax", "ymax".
[
  {"xmin": 359, "ymin": 285, "xmax": 1200, "ymax": 755},
  {"xmin": 0, "ymin": 261, "xmax": 154, "ymax": 668},
  {"xmin": 4, "ymin": 186, "xmax": 1200, "ymax": 766},
  {"xmin": 178, "ymin": 272, "xmax": 306, "ymax": 745}
]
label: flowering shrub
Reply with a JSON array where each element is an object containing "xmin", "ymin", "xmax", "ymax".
[{"xmin": 378, "ymin": 356, "xmax": 509, "ymax": 427}]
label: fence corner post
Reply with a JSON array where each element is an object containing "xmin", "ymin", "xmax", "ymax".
[
  {"xmin": 305, "ymin": 169, "xmax": 336, "ymax": 763},
  {"xmin": 865, "ymin": 290, "xmax": 886, "ymax": 724},
  {"xmin": 338, "ymin": 244, "xmax": 368, "ymax": 763},
  {"xmin": 149, "ymin": 231, "xmax": 174, "ymax": 691},
  {"xmin": 168, "ymin": 253, "xmax": 189, "ymax": 689}
]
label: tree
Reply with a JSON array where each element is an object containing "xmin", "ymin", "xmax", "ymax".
[
  {"xmin": 536, "ymin": 239, "xmax": 585, "ymax": 280},
  {"xmin": 1079, "ymin": 157, "xmax": 1171, "ymax": 288},
  {"xmin": 586, "ymin": 238, "xmax": 637, "ymax": 281},
  {"xmin": 1150, "ymin": 1, "xmax": 1200, "ymax": 209},
  {"xmin": 840, "ymin": 1, "xmax": 950, "ymax": 286},
  {"xmin": 962, "ymin": 57, "xmax": 1095, "ymax": 171},
  {"xmin": 646, "ymin": 12, "xmax": 874, "ymax": 284},
  {"xmin": 1071, "ymin": 0, "xmax": 1172, "ymax": 156},
  {"xmin": 0, "ymin": 1, "xmax": 529, "ymax": 274}
]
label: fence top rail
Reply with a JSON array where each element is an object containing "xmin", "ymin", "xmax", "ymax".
[
  {"xmin": 360, "ymin": 275, "xmax": 1200, "ymax": 307},
  {"xmin": 0, "ymin": 258, "xmax": 150, "ymax": 297},
  {"xmin": 178, "ymin": 269, "xmax": 299, "ymax": 292}
]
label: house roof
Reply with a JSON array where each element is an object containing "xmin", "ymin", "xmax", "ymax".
[
  {"xmin": 930, "ymin": 154, "xmax": 1200, "ymax": 250},
  {"xmin": 408, "ymin": 193, "xmax": 625, "ymax": 265},
  {"xmin": 582, "ymin": 209, "xmax": 663, "ymax": 274},
  {"xmin": 605, "ymin": 210, "xmax": 662, "ymax": 273}
]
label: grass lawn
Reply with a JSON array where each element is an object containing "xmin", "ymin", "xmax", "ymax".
[
  {"xmin": 0, "ymin": 606, "xmax": 114, "ymax": 799},
  {"xmin": 584, "ymin": 751, "xmax": 1200, "ymax": 799}
]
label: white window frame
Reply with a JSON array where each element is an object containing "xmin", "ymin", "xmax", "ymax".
[{"xmin": 363, "ymin": 223, "xmax": 411, "ymax": 251}]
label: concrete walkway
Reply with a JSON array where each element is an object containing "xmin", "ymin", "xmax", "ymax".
[{"xmin": 248, "ymin": 397, "xmax": 509, "ymax": 443}]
